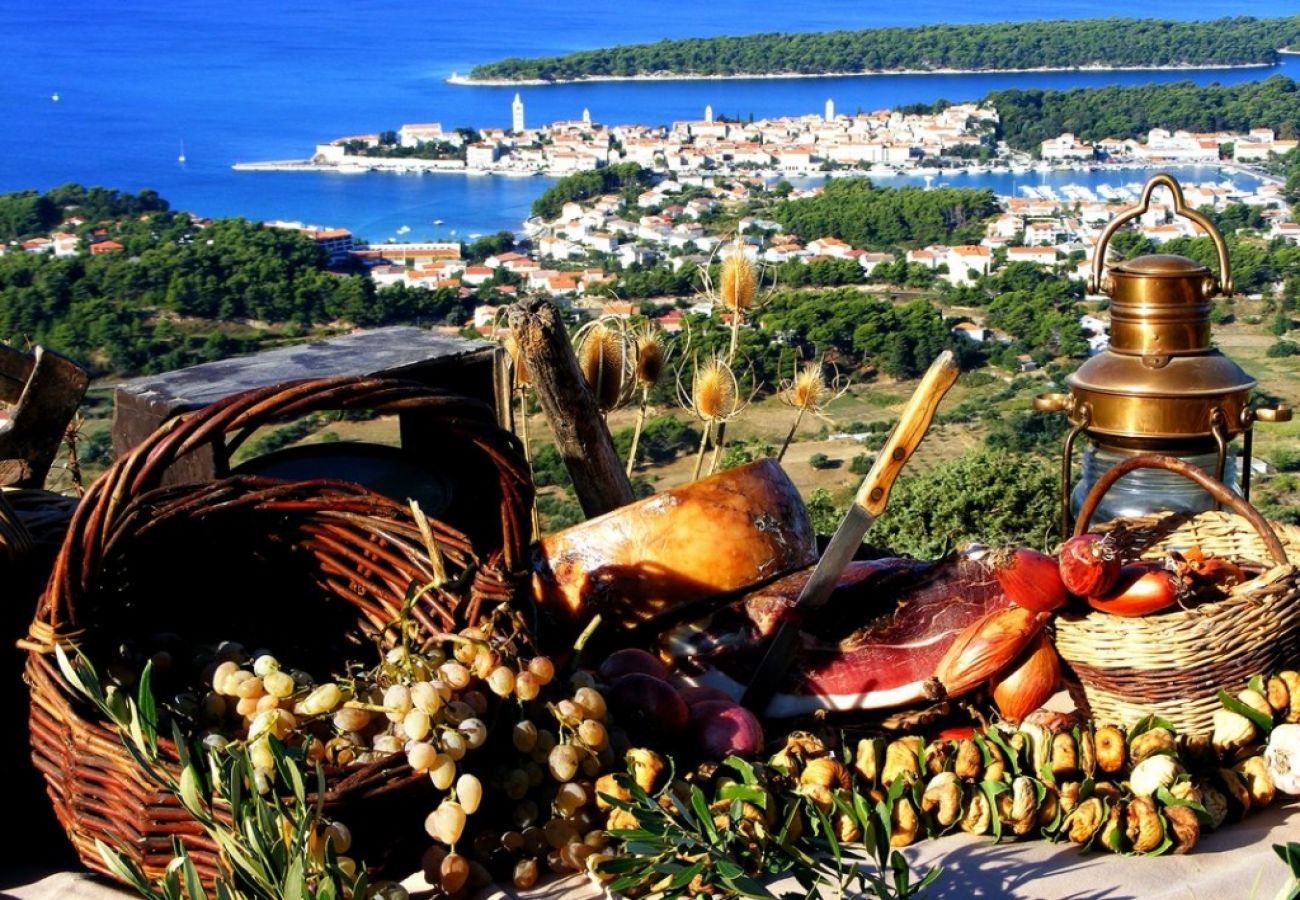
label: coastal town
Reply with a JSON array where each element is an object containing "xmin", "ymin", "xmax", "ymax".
[
  {"xmin": 234, "ymin": 94, "xmax": 1298, "ymax": 179},
  {"xmin": 215, "ymin": 164, "xmax": 1295, "ymax": 350}
]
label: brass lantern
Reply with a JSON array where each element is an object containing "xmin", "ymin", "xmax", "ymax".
[{"xmin": 1035, "ymin": 173, "xmax": 1291, "ymax": 529}]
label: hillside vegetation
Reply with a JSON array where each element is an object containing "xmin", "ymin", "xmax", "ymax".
[
  {"xmin": 468, "ymin": 17, "xmax": 1300, "ymax": 82},
  {"xmin": 988, "ymin": 75, "xmax": 1300, "ymax": 150}
]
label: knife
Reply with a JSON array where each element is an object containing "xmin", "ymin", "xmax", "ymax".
[{"xmin": 741, "ymin": 350, "xmax": 960, "ymax": 714}]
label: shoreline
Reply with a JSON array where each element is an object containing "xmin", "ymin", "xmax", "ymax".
[{"xmin": 449, "ymin": 60, "xmax": 1280, "ymax": 87}]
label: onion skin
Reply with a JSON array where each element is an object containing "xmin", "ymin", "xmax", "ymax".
[
  {"xmin": 1058, "ymin": 534, "xmax": 1121, "ymax": 597},
  {"xmin": 1087, "ymin": 563, "xmax": 1181, "ymax": 617},
  {"xmin": 989, "ymin": 548, "xmax": 1071, "ymax": 613},
  {"xmin": 990, "ymin": 633, "xmax": 1062, "ymax": 724},
  {"xmin": 934, "ymin": 606, "xmax": 1049, "ymax": 698}
]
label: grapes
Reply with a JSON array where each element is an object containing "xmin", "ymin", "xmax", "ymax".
[
  {"xmin": 409, "ymin": 681, "xmax": 440, "ymax": 715},
  {"xmin": 302, "ymin": 683, "xmax": 342, "ymax": 715},
  {"xmin": 487, "ymin": 665, "xmax": 516, "ymax": 697},
  {"xmin": 459, "ymin": 718, "xmax": 487, "ymax": 750},
  {"xmin": 444, "ymin": 700, "xmax": 474, "ymax": 725},
  {"xmin": 527, "ymin": 657, "xmax": 555, "ymax": 685},
  {"xmin": 574, "ymin": 686, "xmax": 607, "ymax": 720},
  {"xmin": 222, "ymin": 669, "xmax": 254, "ymax": 697},
  {"xmin": 503, "ymin": 768, "xmax": 530, "ymax": 801},
  {"xmin": 512, "ymin": 857, "xmax": 540, "ymax": 890},
  {"xmin": 403, "ymin": 709, "xmax": 432, "ymax": 742},
  {"xmin": 333, "ymin": 707, "xmax": 370, "ymax": 733},
  {"xmin": 554, "ymin": 782, "xmax": 587, "ymax": 816},
  {"xmin": 324, "ymin": 821, "xmax": 352, "ymax": 854},
  {"xmin": 428, "ymin": 800, "xmax": 467, "ymax": 845},
  {"xmin": 212, "ymin": 661, "xmax": 239, "ymax": 693},
  {"xmin": 440, "ymin": 853, "xmax": 470, "ymax": 893},
  {"xmin": 439, "ymin": 662, "xmax": 471, "ymax": 691},
  {"xmin": 512, "ymin": 720, "xmax": 538, "ymax": 753},
  {"xmin": 441, "ymin": 731, "xmax": 468, "ymax": 762},
  {"xmin": 252, "ymin": 654, "xmax": 280, "ymax": 677},
  {"xmin": 577, "ymin": 719, "xmax": 608, "ymax": 751},
  {"xmin": 548, "ymin": 744, "xmax": 580, "ymax": 782},
  {"xmin": 456, "ymin": 773, "xmax": 483, "ymax": 814},
  {"xmin": 429, "ymin": 753, "xmax": 457, "ymax": 790},
  {"xmin": 514, "ymin": 671, "xmax": 541, "ymax": 701},
  {"xmin": 407, "ymin": 741, "xmax": 438, "ymax": 772}
]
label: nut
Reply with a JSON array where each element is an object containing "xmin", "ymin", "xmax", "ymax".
[{"xmin": 800, "ymin": 758, "xmax": 851, "ymax": 791}]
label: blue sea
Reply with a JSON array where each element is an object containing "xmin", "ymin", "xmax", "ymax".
[{"xmin": 1, "ymin": 1, "xmax": 1296, "ymax": 242}]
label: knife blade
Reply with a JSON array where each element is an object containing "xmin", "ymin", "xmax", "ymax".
[{"xmin": 741, "ymin": 350, "xmax": 960, "ymax": 714}]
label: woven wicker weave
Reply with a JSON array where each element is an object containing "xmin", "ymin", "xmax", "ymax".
[
  {"xmin": 1053, "ymin": 455, "xmax": 1300, "ymax": 735},
  {"xmin": 22, "ymin": 377, "xmax": 533, "ymax": 886}
]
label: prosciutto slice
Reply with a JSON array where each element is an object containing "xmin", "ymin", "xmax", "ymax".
[{"xmin": 664, "ymin": 553, "xmax": 1013, "ymax": 718}]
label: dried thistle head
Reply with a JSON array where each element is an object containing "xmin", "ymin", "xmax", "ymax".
[
  {"xmin": 631, "ymin": 322, "xmax": 668, "ymax": 389},
  {"xmin": 679, "ymin": 354, "xmax": 751, "ymax": 424},
  {"xmin": 718, "ymin": 238, "xmax": 757, "ymax": 313},
  {"xmin": 575, "ymin": 320, "xmax": 627, "ymax": 412},
  {"xmin": 779, "ymin": 358, "xmax": 850, "ymax": 418}
]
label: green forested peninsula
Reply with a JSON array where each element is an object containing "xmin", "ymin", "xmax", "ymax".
[
  {"xmin": 466, "ymin": 17, "xmax": 1300, "ymax": 82},
  {"xmin": 988, "ymin": 75, "xmax": 1300, "ymax": 150}
]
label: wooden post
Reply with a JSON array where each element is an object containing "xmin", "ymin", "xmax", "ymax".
[{"xmin": 508, "ymin": 298, "xmax": 633, "ymax": 518}]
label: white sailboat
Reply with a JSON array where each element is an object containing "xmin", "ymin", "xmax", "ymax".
[
  {"xmin": 51, "ymin": 92, "xmax": 60, "ymax": 102},
  {"xmin": 178, "ymin": 140, "xmax": 187, "ymax": 164}
]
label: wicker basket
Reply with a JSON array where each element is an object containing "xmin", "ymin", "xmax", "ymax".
[
  {"xmin": 22, "ymin": 377, "xmax": 533, "ymax": 886},
  {"xmin": 1053, "ymin": 454, "xmax": 1300, "ymax": 735}
]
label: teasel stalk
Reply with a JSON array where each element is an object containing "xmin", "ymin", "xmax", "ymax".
[
  {"xmin": 679, "ymin": 353, "xmax": 751, "ymax": 481},
  {"xmin": 705, "ymin": 238, "xmax": 761, "ymax": 473},
  {"xmin": 776, "ymin": 358, "xmax": 850, "ymax": 462},
  {"xmin": 503, "ymin": 332, "xmax": 541, "ymax": 540},
  {"xmin": 625, "ymin": 322, "xmax": 669, "ymax": 476},
  {"xmin": 574, "ymin": 319, "xmax": 629, "ymax": 417}
]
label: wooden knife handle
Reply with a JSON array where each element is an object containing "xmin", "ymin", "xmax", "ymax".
[{"xmin": 853, "ymin": 350, "xmax": 959, "ymax": 517}]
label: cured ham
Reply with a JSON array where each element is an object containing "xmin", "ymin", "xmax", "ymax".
[
  {"xmin": 533, "ymin": 460, "xmax": 816, "ymax": 629},
  {"xmin": 664, "ymin": 553, "xmax": 1014, "ymax": 718}
]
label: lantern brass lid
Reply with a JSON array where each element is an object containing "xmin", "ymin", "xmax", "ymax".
[
  {"xmin": 1109, "ymin": 254, "xmax": 1210, "ymax": 278},
  {"xmin": 1067, "ymin": 350, "xmax": 1256, "ymax": 399}
]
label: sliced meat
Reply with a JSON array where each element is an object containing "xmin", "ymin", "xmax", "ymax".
[{"xmin": 666, "ymin": 554, "xmax": 1012, "ymax": 718}]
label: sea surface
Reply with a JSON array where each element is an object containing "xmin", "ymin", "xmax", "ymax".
[{"xmin": 1, "ymin": 1, "xmax": 1296, "ymax": 242}]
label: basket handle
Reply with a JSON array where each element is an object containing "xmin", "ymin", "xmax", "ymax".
[{"xmin": 1072, "ymin": 453, "xmax": 1287, "ymax": 565}]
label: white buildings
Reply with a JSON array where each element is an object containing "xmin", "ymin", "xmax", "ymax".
[
  {"xmin": 512, "ymin": 94, "xmax": 525, "ymax": 133},
  {"xmin": 1040, "ymin": 133, "xmax": 1095, "ymax": 161}
]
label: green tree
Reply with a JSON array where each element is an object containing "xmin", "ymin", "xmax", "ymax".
[{"xmin": 869, "ymin": 449, "xmax": 1060, "ymax": 557}]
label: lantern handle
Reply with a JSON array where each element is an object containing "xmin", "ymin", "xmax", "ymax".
[
  {"xmin": 1072, "ymin": 453, "xmax": 1287, "ymax": 565},
  {"xmin": 1088, "ymin": 172, "xmax": 1233, "ymax": 297}
]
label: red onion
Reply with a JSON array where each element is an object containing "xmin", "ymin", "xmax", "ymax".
[{"xmin": 1058, "ymin": 533, "xmax": 1121, "ymax": 597}]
